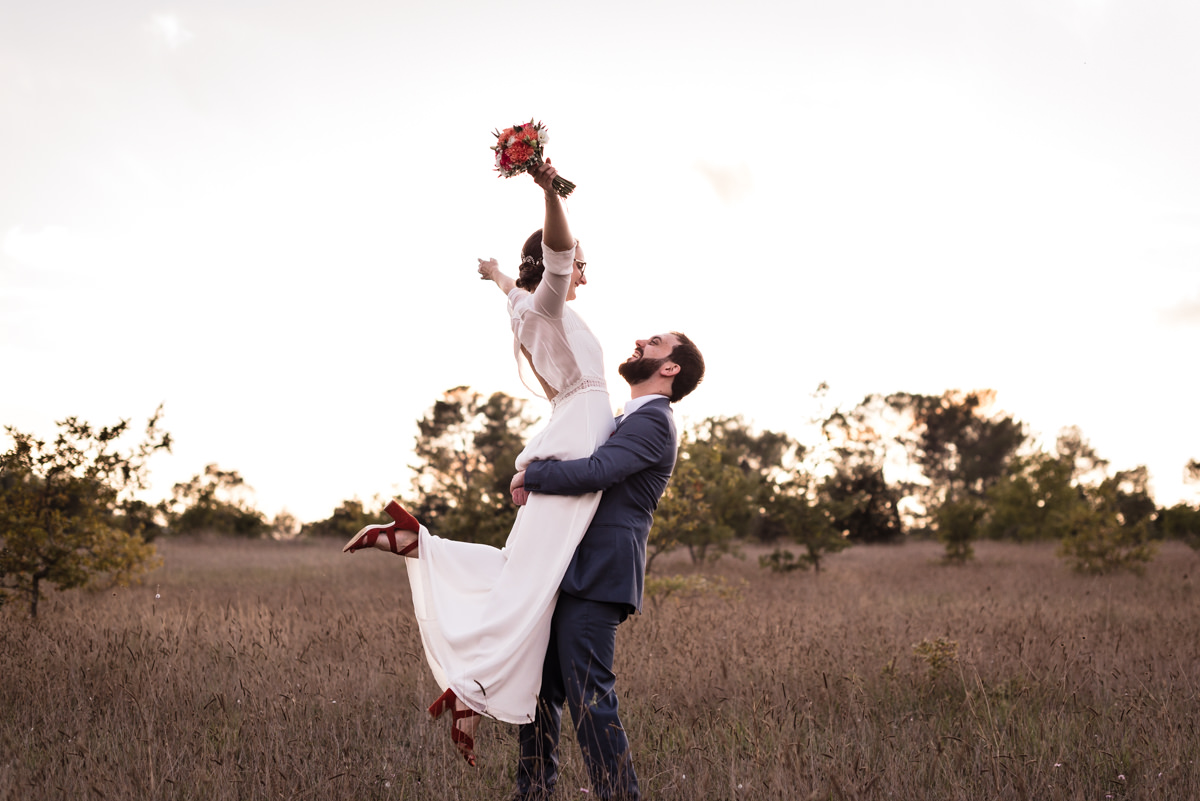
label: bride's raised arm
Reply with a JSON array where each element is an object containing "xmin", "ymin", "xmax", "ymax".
[
  {"xmin": 533, "ymin": 161, "xmax": 572, "ymax": 252},
  {"xmin": 525, "ymin": 162, "xmax": 575, "ymax": 322}
]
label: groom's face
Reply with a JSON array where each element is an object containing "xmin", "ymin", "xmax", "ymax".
[{"xmin": 617, "ymin": 333, "xmax": 679, "ymax": 386}]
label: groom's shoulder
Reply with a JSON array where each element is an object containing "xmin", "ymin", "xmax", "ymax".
[{"xmin": 621, "ymin": 400, "xmax": 677, "ymax": 454}]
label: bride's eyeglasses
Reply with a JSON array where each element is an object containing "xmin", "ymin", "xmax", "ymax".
[{"xmin": 573, "ymin": 260, "xmax": 586, "ymax": 273}]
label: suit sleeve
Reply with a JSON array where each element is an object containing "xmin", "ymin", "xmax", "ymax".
[{"xmin": 524, "ymin": 408, "xmax": 673, "ymax": 496}]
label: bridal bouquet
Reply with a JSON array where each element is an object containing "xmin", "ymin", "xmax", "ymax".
[{"xmin": 491, "ymin": 119, "xmax": 576, "ymax": 197}]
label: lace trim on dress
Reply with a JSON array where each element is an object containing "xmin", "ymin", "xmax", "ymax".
[{"xmin": 550, "ymin": 377, "xmax": 608, "ymax": 408}]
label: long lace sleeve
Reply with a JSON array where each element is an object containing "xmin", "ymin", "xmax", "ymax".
[{"xmin": 529, "ymin": 243, "xmax": 575, "ymax": 320}]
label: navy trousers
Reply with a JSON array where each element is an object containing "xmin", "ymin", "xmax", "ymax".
[{"xmin": 516, "ymin": 593, "xmax": 639, "ymax": 801}]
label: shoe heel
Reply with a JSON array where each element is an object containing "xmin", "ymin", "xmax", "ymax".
[
  {"xmin": 429, "ymin": 687, "xmax": 455, "ymax": 719},
  {"xmin": 385, "ymin": 499, "xmax": 421, "ymax": 533}
]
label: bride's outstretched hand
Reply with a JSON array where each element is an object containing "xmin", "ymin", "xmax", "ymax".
[{"xmin": 477, "ymin": 258, "xmax": 499, "ymax": 281}]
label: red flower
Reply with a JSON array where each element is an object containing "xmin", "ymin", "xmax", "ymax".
[{"xmin": 505, "ymin": 140, "xmax": 535, "ymax": 165}]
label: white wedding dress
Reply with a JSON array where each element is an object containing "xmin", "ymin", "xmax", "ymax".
[{"xmin": 405, "ymin": 243, "xmax": 614, "ymax": 723}]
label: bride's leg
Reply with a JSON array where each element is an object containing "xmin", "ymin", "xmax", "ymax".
[{"xmin": 368, "ymin": 528, "xmax": 418, "ymax": 555}]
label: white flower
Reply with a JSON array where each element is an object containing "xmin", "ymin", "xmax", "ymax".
[{"xmin": 538, "ymin": 128, "xmax": 549, "ymax": 146}]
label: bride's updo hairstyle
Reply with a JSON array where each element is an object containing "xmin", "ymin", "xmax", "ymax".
[{"xmin": 516, "ymin": 229, "xmax": 545, "ymax": 292}]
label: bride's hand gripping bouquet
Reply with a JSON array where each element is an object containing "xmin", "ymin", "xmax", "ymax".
[{"xmin": 491, "ymin": 119, "xmax": 576, "ymax": 197}]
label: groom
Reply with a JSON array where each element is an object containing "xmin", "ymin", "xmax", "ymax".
[{"xmin": 508, "ymin": 332, "xmax": 705, "ymax": 801}]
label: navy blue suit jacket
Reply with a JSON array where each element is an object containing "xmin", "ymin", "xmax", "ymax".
[{"xmin": 522, "ymin": 396, "xmax": 677, "ymax": 613}]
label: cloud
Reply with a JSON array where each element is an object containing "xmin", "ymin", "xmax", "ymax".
[
  {"xmin": 149, "ymin": 15, "xmax": 194, "ymax": 50},
  {"xmin": 694, "ymin": 161, "xmax": 753, "ymax": 204}
]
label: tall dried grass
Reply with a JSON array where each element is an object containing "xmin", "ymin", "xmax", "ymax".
[{"xmin": 1, "ymin": 538, "xmax": 1197, "ymax": 800}]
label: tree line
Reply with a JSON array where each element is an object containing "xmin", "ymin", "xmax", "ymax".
[
  {"xmin": 380, "ymin": 386, "xmax": 1199, "ymax": 577},
  {"xmin": 3, "ymin": 389, "xmax": 1199, "ymax": 615}
]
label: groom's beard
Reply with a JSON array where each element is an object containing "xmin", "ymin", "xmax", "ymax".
[{"xmin": 618, "ymin": 355, "xmax": 667, "ymax": 386}]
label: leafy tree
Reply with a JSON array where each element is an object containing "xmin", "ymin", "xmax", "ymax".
[
  {"xmin": 818, "ymin": 461, "xmax": 905, "ymax": 544},
  {"xmin": 981, "ymin": 451, "xmax": 1080, "ymax": 542},
  {"xmin": 760, "ymin": 474, "xmax": 848, "ymax": 574},
  {"xmin": 935, "ymin": 497, "xmax": 986, "ymax": 563},
  {"xmin": 114, "ymin": 498, "xmax": 168, "ymax": 543},
  {"xmin": 882, "ymin": 390, "xmax": 1025, "ymax": 558},
  {"xmin": 409, "ymin": 387, "xmax": 537, "ymax": 547},
  {"xmin": 820, "ymin": 390, "xmax": 1025, "ymax": 544},
  {"xmin": 1107, "ymin": 466, "xmax": 1156, "ymax": 534},
  {"xmin": 1057, "ymin": 475, "xmax": 1157, "ymax": 575},
  {"xmin": 1055, "ymin": 426, "xmax": 1109, "ymax": 483},
  {"xmin": 888, "ymin": 390, "xmax": 1027, "ymax": 512},
  {"xmin": 168, "ymin": 464, "xmax": 267, "ymax": 537},
  {"xmin": 1164, "ymin": 459, "xmax": 1200, "ymax": 548},
  {"xmin": 684, "ymin": 415, "xmax": 800, "ymax": 542},
  {"xmin": 1157, "ymin": 502, "xmax": 1200, "ymax": 549},
  {"xmin": 270, "ymin": 509, "xmax": 301, "ymax": 540},
  {"xmin": 300, "ymin": 498, "xmax": 381, "ymax": 540},
  {"xmin": 646, "ymin": 450, "xmax": 719, "ymax": 571},
  {"xmin": 0, "ymin": 409, "xmax": 170, "ymax": 617},
  {"xmin": 818, "ymin": 394, "xmax": 924, "ymax": 541}
]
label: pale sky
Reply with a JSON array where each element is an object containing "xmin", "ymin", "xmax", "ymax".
[{"xmin": 3, "ymin": 0, "xmax": 1198, "ymax": 523}]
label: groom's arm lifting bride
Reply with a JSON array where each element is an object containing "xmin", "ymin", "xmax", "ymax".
[{"xmin": 507, "ymin": 332, "xmax": 704, "ymax": 801}]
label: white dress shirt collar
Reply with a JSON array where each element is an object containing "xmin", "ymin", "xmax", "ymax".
[{"xmin": 621, "ymin": 394, "xmax": 668, "ymax": 418}]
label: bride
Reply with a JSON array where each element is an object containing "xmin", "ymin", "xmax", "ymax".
[{"xmin": 342, "ymin": 161, "xmax": 613, "ymax": 766}]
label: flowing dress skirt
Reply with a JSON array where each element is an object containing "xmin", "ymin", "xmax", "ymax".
[{"xmin": 405, "ymin": 383, "xmax": 614, "ymax": 723}]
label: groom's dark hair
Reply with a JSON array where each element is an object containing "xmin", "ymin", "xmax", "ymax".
[
  {"xmin": 667, "ymin": 332, "xmax": 704, "ymax": 402},
  {"xmin": 516, "ymin": 229, "xmax": 546, "ymax": 291}
]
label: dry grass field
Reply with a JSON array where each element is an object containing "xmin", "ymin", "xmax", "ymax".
[{"xmin": 1, "ymin": 537, "xmax": 1197, "ymax": 800}]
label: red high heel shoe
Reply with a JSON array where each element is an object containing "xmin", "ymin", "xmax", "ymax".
[
  {"xmin": 342, "ymin": 500, "xmax": 421, "ymax": 555},
  {"xmin": 428, "ymin": 687, "xmax": 479, "ymax": 767}
]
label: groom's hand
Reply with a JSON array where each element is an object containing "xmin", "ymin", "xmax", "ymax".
[{"xmin": 510, "ymin": 470, "xmax": 528, "ymax": 506}]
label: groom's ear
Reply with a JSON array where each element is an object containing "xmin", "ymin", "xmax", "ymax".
[{"xmin": 660, "ymin": 362, "xmax": 681, "ymax": 377}]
